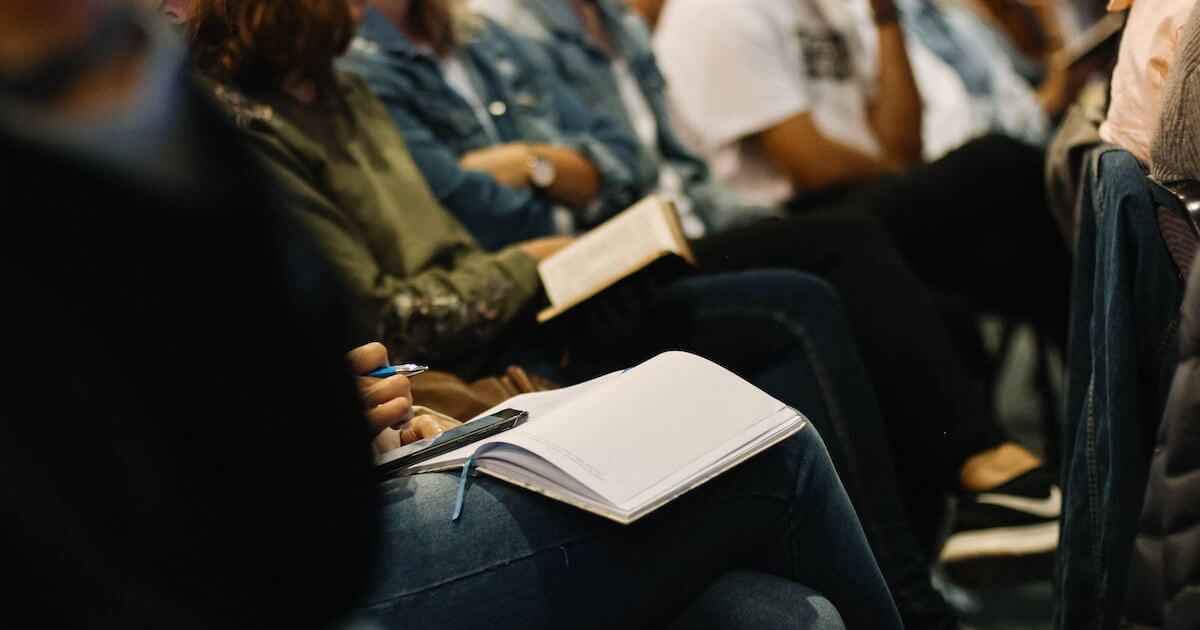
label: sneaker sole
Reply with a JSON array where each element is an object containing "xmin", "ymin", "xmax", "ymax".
[{"xmin": 940, "ymin": 521, "xmax": 1058, "ymax": 588}]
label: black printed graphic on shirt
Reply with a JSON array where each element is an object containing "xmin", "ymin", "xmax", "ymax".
[{"xmin": 797, "ymin": 29, "xmax": 853, "ymax": 81}]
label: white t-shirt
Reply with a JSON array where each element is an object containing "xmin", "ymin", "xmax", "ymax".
[{"xmin": 654, "ymin": 0, "xmax": 882, "ymax": 206}]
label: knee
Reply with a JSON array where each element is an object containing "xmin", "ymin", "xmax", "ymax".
[
  {"xmin": 748, "ymin": 268, "xmax": 843, "ymax": 307},
  {"xmin": 669, "ymin": 570, "xmax": 847, "ymax": 630},
  {"xmin": 744, "ymin": 269, "xmax": 850, "ymax": 328}
]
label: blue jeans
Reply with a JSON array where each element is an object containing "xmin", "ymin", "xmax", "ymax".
[
  {"xmin": 364, "ymin": 423, "xmax": 886, "ymax": 629},
  {"xmin": 486, "ymin": 269, "xmax": 943, "ymax": 626},
  {"xmin": 1057, "ymin": 148, "xmax": 1184, "ymax": 629}
]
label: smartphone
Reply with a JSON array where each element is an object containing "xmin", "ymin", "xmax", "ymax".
[{"xmin": 376, "ymin": 408, "xmax": 528, "ymax": 475}]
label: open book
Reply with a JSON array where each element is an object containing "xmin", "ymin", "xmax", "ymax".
[
  {"xmin": 537, "ymin": 195, "xmax": 696, "ymax": 322},
  {"xmin": 386, "ymin": 352, "xmax": 807, "ymax": 524}
]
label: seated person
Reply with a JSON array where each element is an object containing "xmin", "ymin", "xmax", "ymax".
[
  {"xmin": 892, "ymin": 0, "xmax": 1093, "ymax": 157},
  {"xmin": 1, "ymin": 3, "xmax": 899, "ymax": 628},
  {"xmin": 340, "ymin": 0, "xmax": 1060, "ymax": 609},
  {"xmin": 652, "ymin": 0, "xmax": 1071, "ymax": 343},
  {"xmin": 0, "ymin": 2, "xmax": 378, "ymax": 626},
  {"xmin": 475, "ymin": 0, "xmax": 781, "ymax": 236},
  {"xmin": 342, "ymin": 0, "xmax": 649, "ymax": 250}
]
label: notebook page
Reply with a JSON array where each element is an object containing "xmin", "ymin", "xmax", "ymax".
[
  {"xmin": 623, "ymin": 408, "xmax": 804, "ymax": 513},
  {"xmin": 494, "ymin": 352, "xmax": 788, "ymax": 507},
  {"xmin": 407, "ymin": 370, "xmax": 625, "ymax": 469}
]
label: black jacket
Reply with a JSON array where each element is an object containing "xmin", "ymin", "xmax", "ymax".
[
  {"xmin": 0, "ymin": 80, "xmax": 378, "ymax": 629},
  {"xmin": 1123, "ymin": 254, "xmax": 1200, "ymax": 630}
]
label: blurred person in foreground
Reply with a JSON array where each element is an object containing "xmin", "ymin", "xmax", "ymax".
[{"xmin": 0, "ymin": 0, "xmax": 381, "ymax": 627}]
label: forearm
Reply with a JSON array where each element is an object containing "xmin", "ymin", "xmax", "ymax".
[
  {"xmin": 868, "ymin": 20, "xmax": 923, "ymax": 166},
  {"xmin": 755, "ymin": 113, "xmax": 900, "ymax": 192},
  {"xmin": 458, "ymin": 142, "xmax": 601, "ymax": 210},
  {"xmin": 529, "ymin": 144, "xmax": 601, "ymax": 208},
  {"xmin": 375, "ymin": 247, "xmax": 543, "ymax": 363}
]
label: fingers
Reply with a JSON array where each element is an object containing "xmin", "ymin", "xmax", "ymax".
[
  {"xmin": 366, "ymin": 396, "xmax": 414, "ymax": 436},
  {"xmin": 396, "ymin": 414, "xmax": 462, "ymax": 445},
  {"xmin": 346, "ymin": 341, "xmax": 388, "ymax": 375},
  {"xmin": 360, "ymin": 372, "xmax": 412, "ymax": 407},
  {"xmin": 358, "ymin": 370, "xmax": 413, "ymax": 436}
]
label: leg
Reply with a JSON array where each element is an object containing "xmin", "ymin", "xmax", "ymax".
[
  {"xmin": 362, "ymin": 426, "xmax": 900, "ymax": 630},
  {"xmin": 563, "ymin": 269, "xmax": 955, "ymax": 628},
  {"xmin": 830, "ymin": 134, "xmax": 1072, "ymax": 346},
  {"xmin": 488, "ymin": 269, "xmax": 952, "ymax": 626},
  {"xmin": 692, "ymin": 213, "xmax": 1009, "ymax": 505},
  {"xmin": 664, "ymin": 570, "xmax": 846, "ymax": 630}
]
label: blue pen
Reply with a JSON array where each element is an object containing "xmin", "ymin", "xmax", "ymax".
[{"xmin": 366, "ymin": 363, "xmax": 429, "ymax": 378}]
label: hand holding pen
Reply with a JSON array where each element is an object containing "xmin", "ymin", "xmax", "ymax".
[
  {"xmin": 364, "ymin": 363, "xmax": 429, "ymax": 378},
  {"xmin": 346, "ymin": 342, "xmax": 426, "ymax": 436}
]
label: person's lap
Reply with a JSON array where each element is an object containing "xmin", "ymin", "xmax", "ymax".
[
  {"xmin": 361, "ymin": 424, "xmax": 898, "ymax": 629},
  {"xmin": 475, "ymin": 268, "xmax": 946, "ymax": 626},
  {"xmin": 844, "ymin": 135, "xmax": 1069, "ymax": 339}
]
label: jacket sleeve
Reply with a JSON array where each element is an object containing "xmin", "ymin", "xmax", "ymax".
[
  {"xmin": 341, "ymin": 56, "xmax": 561, "ymax": 250},
  {"xmin": 507, "ymin": 28, "xmax": 652, "ymax": 226},
  {"xmin": 247, "ymin": 132, "xmax": 545, "ymax": 363}
]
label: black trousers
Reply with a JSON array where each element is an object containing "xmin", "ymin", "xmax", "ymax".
[{"xmin": 691, "ymin": 135, "xmax": 1070, "ymax": 547}]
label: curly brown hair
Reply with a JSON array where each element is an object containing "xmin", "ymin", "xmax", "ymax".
[
  {"xmin": 408, "ymin": 0, "xmax": 468, "ymax": 56},
  {"xmin": 187, "ymin": 0, "xmax": 353, "ymax": 93}
]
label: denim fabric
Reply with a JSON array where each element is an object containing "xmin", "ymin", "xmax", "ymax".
[
  {"xmin": 898, "ymin": 0, "xmax": 994, "ymax": 95},
  {"xmin": 897, "ymin": 0, "xmax": 1049, "ymax": 147},
  {"xmin": 1057, "ymin": 148, "xmax": 1184, "ymax": 629},
  {"xmin": 476, "ymin": 0, "xmax": 780, "ymax": 232},
  {"xmin": 339, "ymin": 9, "xmax": 645, "ymax": 249},
  {"xmin": 364, "ymin": 420, "xmax": 896, "ymax": 629},
  {"xmin": 665, "ymin": 570, "xmax": 846, "ymax": 630},
  {"xmin": 482, "ymin": 269, "xmax": 955, "ymax": 628}
]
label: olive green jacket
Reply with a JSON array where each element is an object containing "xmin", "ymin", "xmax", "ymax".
[{"xmin": 208, "ymin": 75, "xmax": 543, "ymax": 365}]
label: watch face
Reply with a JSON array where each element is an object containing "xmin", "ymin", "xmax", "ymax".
[{"xmin": 531, "ymin": 156, "xmax": 557, "ymax": 189}]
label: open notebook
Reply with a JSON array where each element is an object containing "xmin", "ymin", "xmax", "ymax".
[{"xmin": 387, "ymin": 352, "xmax": 807, "ymax": 524}]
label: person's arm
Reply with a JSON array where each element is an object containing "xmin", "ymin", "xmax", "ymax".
[
  {"xmin": 346, "ymin": 342, "xmax": 415, "ymax": 436},
  {"xmin": 657, "ymin": 1, "xmax": 902, "ymax": 194},
  {"xmin": 340, "ymin": 58, "xmax": 562, "ymax": 248},
  {"xmin": 754, "ymin": 112, "xmax": 902, "ymax": 190},
  {"xmin": 249, "ymin": 133, "xmax": 545, "ymax": 362},
  {"xmin": 867, "ymin": 0, "xmax": 923, "ymax": 167},
  {"xmin": 503, "ymin": 26, "xmax": 648, "ymax": 224},
  {"xmin": 346, "ymin": 342, "xmax": 463, "ymax": 444},
  {"xmin": 458, "ymin": 141, "xmax": 601, "ymax": 209},
  {"xmin": 448, "ymin": 24, "xmax": 648, "ymax": 226}
]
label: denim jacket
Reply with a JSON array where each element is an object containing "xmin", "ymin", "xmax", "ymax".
[
  {"xmin": 476, "ymin": 0, "xmax": 779, "ymax": 232},
  {"xmin": 339, "ymin": 9, "xmax": 645, "ymax": 250}
]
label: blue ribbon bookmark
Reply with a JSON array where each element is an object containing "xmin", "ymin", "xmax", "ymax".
[{"xmin": 451, "ymin": 451, "xmax": 479, "ymax": 521}]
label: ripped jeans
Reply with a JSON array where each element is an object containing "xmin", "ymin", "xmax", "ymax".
[{"xmin": 366, "ymin": 269, "xmax": 918, "ymax": 627}]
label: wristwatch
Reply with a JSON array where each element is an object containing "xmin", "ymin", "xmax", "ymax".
[{"xmin": 528, "ymin": 154, "xmax": 558, "ymax": 190}]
